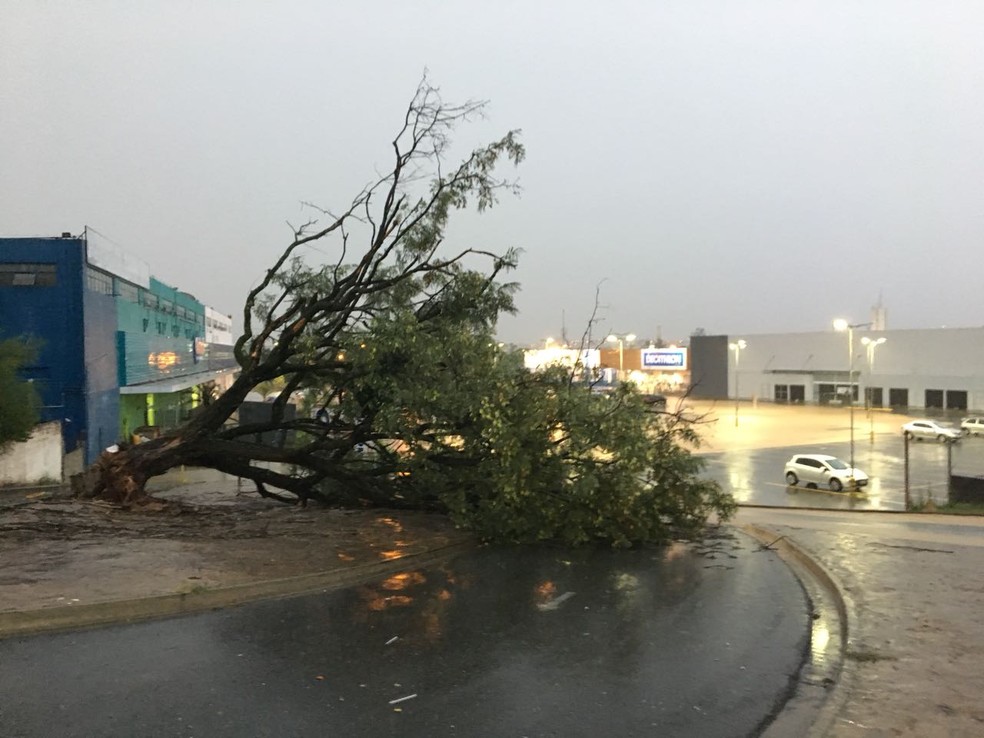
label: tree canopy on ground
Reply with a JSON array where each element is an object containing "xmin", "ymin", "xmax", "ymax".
[
  {"xmin": 76, "ymin": 79, "xmax": 734, "ymax": 546},
  {"xmin": 0, "ymin": 338, "xmax": 40, "ymax": 448}
]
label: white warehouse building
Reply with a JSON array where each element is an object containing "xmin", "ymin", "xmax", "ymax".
[{"xmin": 689, "ymin": 327, "xmax": 984, "ymax": 412}]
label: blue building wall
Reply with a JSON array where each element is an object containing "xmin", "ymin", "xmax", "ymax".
[{"xmin": 0, "ymin": 237, "xmax": 87, "ymax": 454}]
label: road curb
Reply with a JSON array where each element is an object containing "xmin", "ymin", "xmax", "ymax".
[
  {"xmin": 0, "ymin": 540, "xmax": 474, "ymax": 641},
  {"xmin": 739, "ymin": 523, "xmax": 857, "ymax": 738}
]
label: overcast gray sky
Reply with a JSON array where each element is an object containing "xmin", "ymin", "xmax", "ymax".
[{"xmin": 3, "ymin": 1, "xmax": 982, "ymax": 346}]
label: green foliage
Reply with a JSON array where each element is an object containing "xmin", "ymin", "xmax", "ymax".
[
  {"xmin": 409, "ymin": 368, "xmax": 732, "ymax": 547},
  {"xmin": 908, "ymin": 498, "xmax": 984, "ymax": 516},
  {"xmin": 313, "ymin": 296, "xmax": 734, "ymax": 546},
  {"xmin": 0, "ymin": 338, "xmax": 41, "ymax": 448}
]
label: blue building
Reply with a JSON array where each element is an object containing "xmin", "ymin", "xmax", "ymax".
[
  {"xmin": 0, "ymin": 234, "xmax": 115, "ymax": 462},
  {"xmin": 0, "ymin": 232, "xmax": 237, "ymax": 464}
]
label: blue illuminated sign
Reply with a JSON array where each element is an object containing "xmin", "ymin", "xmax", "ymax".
[{"xmin": 641, "ymin": 348, "xmax": 687, "ymax": 370}]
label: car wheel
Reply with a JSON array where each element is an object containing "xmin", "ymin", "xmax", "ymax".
[
  {"xmin": 904, "ymin": 431, "xmax": 914, "ymax": 441},
  {"xmin": 785, "ymin": 472, "xmax": 798, "ymax": 486},
  {"xmin": 938, "ymin": 434, "xmax": 949, "ymax": 444},
  {"xmin": 830, "ymin": 478, "xmax": 843, "ymax": 492}
]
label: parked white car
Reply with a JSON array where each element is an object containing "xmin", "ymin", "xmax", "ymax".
[
  {"xmin": 960, "ymin": 416, "xmax": 984, "ymax": 436},
  {"xmin": 783, "ymin": 454, "xmax": 869, "ymax": 492},
  {"xmin": 901, "ymin": 419, "xmax": 962, "ymax": 443}
]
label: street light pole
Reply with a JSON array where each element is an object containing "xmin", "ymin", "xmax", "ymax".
[
  {"xmin": 728, "ymin": 339, "xmax": 747, "ymax": 427},
  {"xmin": 606, "ymin": 333, "xmax": 636, "ymax": 382},
  {"xmin": 860, "ymin": 336, "xmax": 887, "ymax": 442},
  {"xmin": 833, "ymin": 318, "xmax": 872, "ymax": 472}
]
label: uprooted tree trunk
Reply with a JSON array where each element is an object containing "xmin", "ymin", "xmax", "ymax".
[{"xmin": 74, "ymin": 77, "xmax": 524, "ymax": 507}]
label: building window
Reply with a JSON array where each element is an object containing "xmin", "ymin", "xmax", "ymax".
[
  {"xmin": 946, "ymin": 390, "xmax": 968, "ymax": 410},
  {"xmin": 140, "ymin": 290, "xmax": 159, "ymax": 309},
  {"xmin": 115, "ymin": 279, "xmax": 139, "ymax": 303},
  {"xmin": 0, "ymin": 263, "xmax": 57, "ymax": 286},
  {"xmin": 207, "ymin": 316, "xmax": 230, "ymax": 333},
  {"xmin": 817, "ymin": 383, "xmax": 836, "ymax": 405},
  {"xmin": 889, "ymin": 388, "xmax": 909, "ymax": 408},
  {"xmin": 86, "ymin": 267, "xmax": 113, "ymax": 295}
]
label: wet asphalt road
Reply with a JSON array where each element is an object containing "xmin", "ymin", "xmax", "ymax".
[
  {"xmin": 701, "ymin": 433, "xmax": 984, "ymax": 511},
  {"xmin": 0, "ymin": 536, "xmax": 808, "ymax": 738}
]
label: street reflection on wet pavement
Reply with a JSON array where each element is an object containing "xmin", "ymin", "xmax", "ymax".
[
  {"xmin": 701, "ymin": 434, "xmax": 984, "ymax": 511},
  {"xmin": 0, "ymin": 533, "xmax": 810, "ymax": 737}
]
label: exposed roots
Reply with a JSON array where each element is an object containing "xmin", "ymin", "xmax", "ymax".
[{"xmin": 70, "ymin": 448, "xmax": 152, "ymax": 507}]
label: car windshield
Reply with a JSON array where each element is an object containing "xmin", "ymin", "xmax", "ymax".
[{"xmin": 826, "ymin": 458, "xmax": 849, "ymax": 470}]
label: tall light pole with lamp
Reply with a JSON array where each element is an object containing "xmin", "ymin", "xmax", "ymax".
[
  {"xmin": 605, "ymin": 333, "xmax": 636, "ymax": 382},
  {"xmin": 860, "ymin": 336, "xmax": 887, "ymax": 441},
  {"xmin": 728, "ymin": 339, "xmax": 747, "ymax": 427},
  {"xmin": 833, "ymin": 318, "xmax": 871, "ymax": 473}
]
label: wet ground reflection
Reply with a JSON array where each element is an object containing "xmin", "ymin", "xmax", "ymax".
[
  {"xmin": 0, "ymin": 535, "xmax": 811, "ymax": 737},
  {"xmin": 702, "ymin": 435, "xmax": 984, "ymax": 510}
]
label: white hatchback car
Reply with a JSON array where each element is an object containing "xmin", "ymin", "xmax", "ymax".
[
  {"xmin": 783, "ymin": 454, "xmax": 869, "ymax": 492},
  {"xmin": 901, "ymin": 419, "xmax": 962, "ymax": 443},
  {"xmin": 960, "ymin": 416, "xmax": 984, "ymax": 436}
]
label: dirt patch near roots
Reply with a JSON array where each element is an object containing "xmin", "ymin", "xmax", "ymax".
[{"xmin": 0, "ymin": 481, "xmax": 468, "ymax": 613}]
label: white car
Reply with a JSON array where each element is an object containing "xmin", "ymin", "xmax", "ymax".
[
  {"xmin": 901, "ymin": 419, "xmax": 962, "ymax": 443},
  {"xmin": 783, "ymin": 454, "xmax": 869, "ymax": 492},
  {"xmin": 960, "ymin": 416, "xmax": 984, "ymax": 436}
]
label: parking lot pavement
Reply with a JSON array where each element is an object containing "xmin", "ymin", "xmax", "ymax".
[{"xmin": 680, "ymin": 399, "xmax": 920, "ymax": 453}]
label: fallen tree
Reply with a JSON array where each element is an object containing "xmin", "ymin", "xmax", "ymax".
[{"xmin": 74, "ymin": 79, "xmax": 733, "ymax": 546}]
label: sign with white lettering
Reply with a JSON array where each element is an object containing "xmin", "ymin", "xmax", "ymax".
[{"xmin": 641, "ymin": 348, "xmax": 688, "ymax": 371}]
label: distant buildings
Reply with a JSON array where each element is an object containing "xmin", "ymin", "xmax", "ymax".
[
  {"xmin": 690, "ymin": 328, "xmax": 984, "ymax": 412},
  {"xmin": 0, "ymin": 232, "xmax": 238, "ymax": 463},
  {"xmin": 523, "ymin": 325, "xmax": 984, "ymax": 413},
  {"xmin": 523, "ymin": 340, "xmax": 690, "ymax": 393}
]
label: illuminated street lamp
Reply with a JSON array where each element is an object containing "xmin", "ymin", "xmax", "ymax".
[
  {"xmin": 728, "ymin": 339, "xmax": 747, "ymax": 427},
  {"xmin": 833, "ymin": 318, "xmax": 872, "ymax": 472},
  {"xmin": 605, "ymin": 333, "xmax": 636, "ymax": 381},
  {"xmin": 861, "ymin": 336, "xmax": 887, "ymax": 441}
]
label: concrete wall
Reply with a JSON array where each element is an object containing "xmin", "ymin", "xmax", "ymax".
[
  {"xmin": 0, "ymin": 421, "xmax": 63, "ymax": 485},
  {"xmin": 689, "ymin": 335, "xmax": 729, "ymax": 398},
  {"xmin": 83, "ymin": 286, "xmax": 120, "ymax": 463}
]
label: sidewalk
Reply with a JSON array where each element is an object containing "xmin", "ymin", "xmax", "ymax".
[{"xmin": 739, "ymin": 507, "xmax": 984, "ymax": 738}]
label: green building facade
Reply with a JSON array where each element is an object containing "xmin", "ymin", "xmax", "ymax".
[
  {"xmin": 116, "ymin": 277, "xmax": 210, "ymax": 439},
  {"xmin": 87, "ymin": 267, "xmax": 235, "ymax": 441}
]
